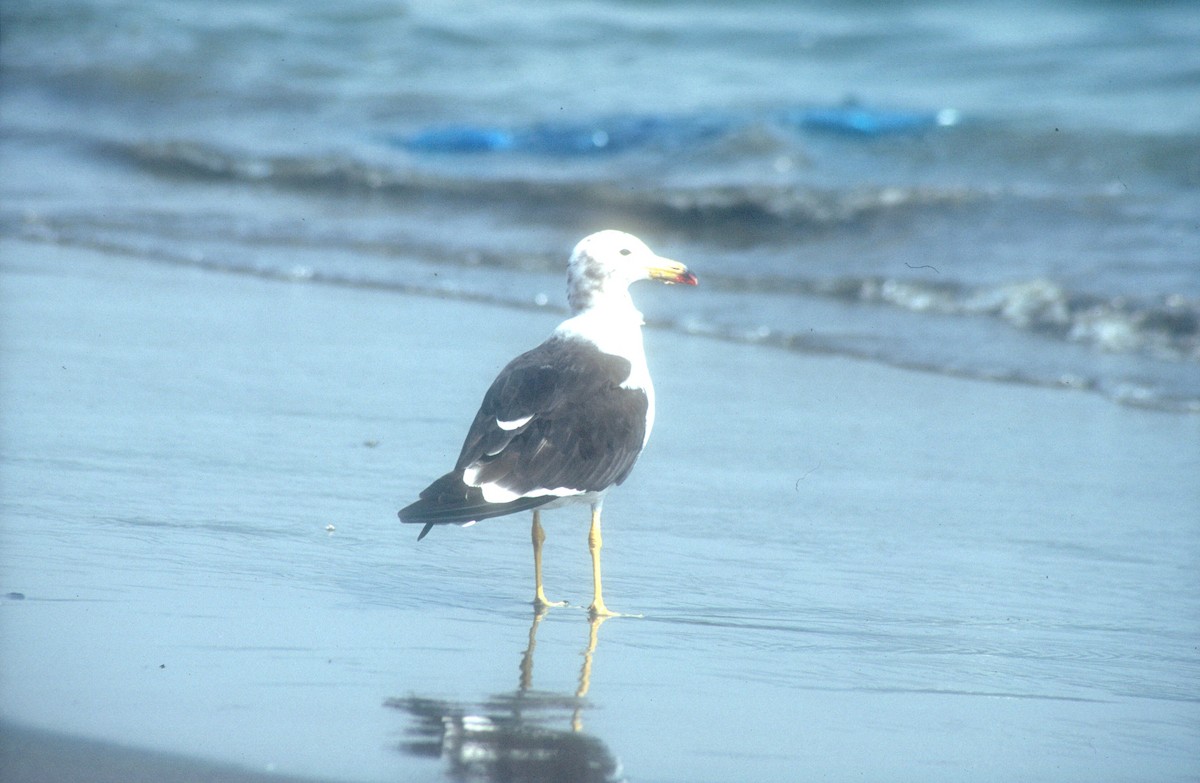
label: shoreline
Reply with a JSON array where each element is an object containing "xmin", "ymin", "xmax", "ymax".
[
  {"xmin": 12, "ymin": 233, "xmax": 1196, "ymax": 416},
  {"xmin": 2, "ymin": 238, "xmax": 1197, "ymax": 782}
]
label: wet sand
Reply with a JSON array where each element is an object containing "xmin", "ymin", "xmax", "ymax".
[
  {"xmin": 1, "ymin": 238, "xmax": 1197, "ymax": 782},
  {"xmin": 0, "ymin": 720, "xmax": 340, "ymax": 783}
]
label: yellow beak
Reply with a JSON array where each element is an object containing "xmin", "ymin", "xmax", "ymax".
[{"xmin": 647, "ymin": 258, "xmax": 698, "ymax": 286}]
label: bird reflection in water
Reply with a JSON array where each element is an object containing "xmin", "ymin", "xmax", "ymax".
[{"xmin": 387, "ymin": 612, "xmax": 623, "ymax": 783}]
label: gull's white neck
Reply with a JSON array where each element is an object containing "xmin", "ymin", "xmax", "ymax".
[
  {"xmin": 552, "ymin": 298, "xmax": 656, "ymax": 444},
  {"xmin": 555, "ymin": 299, "xmax": 646, "ymax": 367}
]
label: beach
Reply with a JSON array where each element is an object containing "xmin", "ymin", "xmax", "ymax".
[
  {"xmin": 3, "ymin": 2, "xmax": 1200, "ymax": 779},
  {"xmin": 2, "ymin": 238, "xmax": 1197, "ymax": 782}
]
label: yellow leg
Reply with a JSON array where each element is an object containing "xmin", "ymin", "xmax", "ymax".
[
  {"xmin": 587, "ymin": 504, "xmax": 617, "ymax": 617},
  {"xmin": 532, "ymin": 511, "xmax": 566, "ymax": 609}
]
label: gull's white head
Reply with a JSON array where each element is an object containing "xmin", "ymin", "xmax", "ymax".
[{"xmin": 566, "ymin": 230, "xmax": 697, "ymax": 313}]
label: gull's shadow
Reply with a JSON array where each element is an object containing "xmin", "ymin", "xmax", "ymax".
[{"xmin": 386, "ymin": 611, "xmax": 623, "ymax": 783}]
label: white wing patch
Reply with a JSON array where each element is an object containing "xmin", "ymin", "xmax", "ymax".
[
  {"xmin": 478, "ymin": 482, "xmax": 583, "ymax": 504},
  {"xmin": 495, "ymin": 414, "xmax": 534, "ymax": 431}
]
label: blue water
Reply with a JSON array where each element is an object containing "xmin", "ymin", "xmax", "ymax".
[
  {"xmin": 2, "ymin": 242, "xmax": 1198, "ymax": 783},
  {"xmin": 2, "ymin": 0, "xmax": 1199, "ymax": 411}
]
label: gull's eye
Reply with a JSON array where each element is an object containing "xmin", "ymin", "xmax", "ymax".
[{"xmin": 619, "ymin": 248, "xmax": 631, "ymax": 256}]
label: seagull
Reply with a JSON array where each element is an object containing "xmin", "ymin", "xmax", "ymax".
[{"xmin": 398, "ymin": 230, "xmax": 697, "ymax": 616}]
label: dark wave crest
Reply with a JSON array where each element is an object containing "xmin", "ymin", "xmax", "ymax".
[{"xmin": 115, "ymin": 138, "xmax": 984, "ymax": 238}]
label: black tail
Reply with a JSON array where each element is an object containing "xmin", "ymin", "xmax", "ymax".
[{"xmin": 398, "ymin": 471, "xmax": 553, "ymax": 540}]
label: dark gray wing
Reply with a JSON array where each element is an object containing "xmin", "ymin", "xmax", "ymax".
[{"xmin": 454, "ymin": 336, "xmax": 648, "ymax": 496}]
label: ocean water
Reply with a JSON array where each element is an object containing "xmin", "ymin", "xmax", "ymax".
[{"xmin": 3, "ymin": 0, "xmax": 1199, "ymax": 411}]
